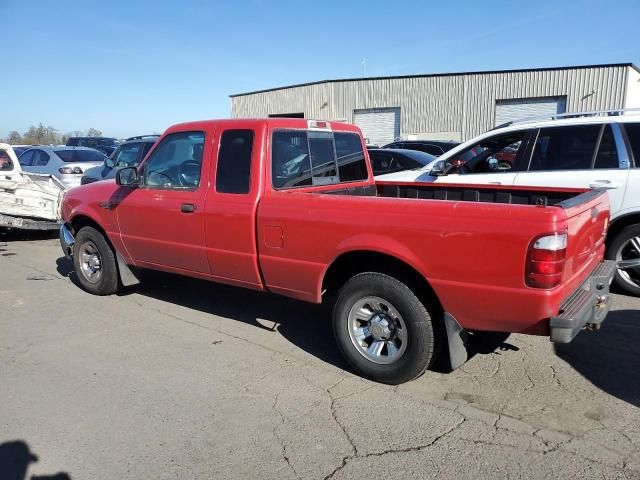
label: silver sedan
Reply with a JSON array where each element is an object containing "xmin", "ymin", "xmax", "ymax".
[{"xmin": 18, "ymin": 146, "xmax": 107, "ymax": 189}]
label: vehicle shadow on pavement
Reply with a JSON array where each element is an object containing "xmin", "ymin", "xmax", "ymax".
[
  {"xmin": 554, "ymin": 309, "xmax": 640, "ymax": 407},
  {"xmin": 55, "ymin": 257, "xmax": 515, "ymax": 374},
  {"xmin": 56, "ymin": 256, "xmax": 348, "ymax": 370},
  {"xmin": 0, "ymin": 229, "xmax": 58, "ymax": 242},
  {"xmin": 0, "ymin": 440, "xmax": 71, "ymax": 480}
]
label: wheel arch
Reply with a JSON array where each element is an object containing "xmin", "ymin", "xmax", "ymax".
[
  {"xmin": 322, "ymin": 250, "xmax": 443, "ymax": 315},
  {"xmin": 69, "ymin": 213, "xmax": 108, "ymax": 238},
  {"xmin": 68, "ymin": 213, "xmax": 140, "ymax": 287},
  {"xmin": 607, "ymin": 212, "xmax": 640, "ymax": 248}
]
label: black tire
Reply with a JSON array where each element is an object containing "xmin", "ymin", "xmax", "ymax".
[
  {"xmin": 333, "ymin": 272, "xmax": 436, "ymax": 384},
  {"xmin": 606, "ymin": 224, "xmax": 640, "ymax": 297},
  {"xmin": 73, "ymin": 226, "xmax": 119, "ymax": 296}
]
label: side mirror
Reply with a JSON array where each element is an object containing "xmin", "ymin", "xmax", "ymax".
[
  {"xmin": 116, "ymin": 167, "xmax": 140, "ymax": 187},
  {"xmin": 105, "ymin": 158, "xmax": 115, "ymax": 168},
  {"xmin": 429, "ymin": 160, "xmax": 447, "ymax": 176}
]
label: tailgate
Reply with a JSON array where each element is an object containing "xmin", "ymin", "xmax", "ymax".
[{"xmin": 560, "ymin": 188, "xmax": 610, "ymax": 288}]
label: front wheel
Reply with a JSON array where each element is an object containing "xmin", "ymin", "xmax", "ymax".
[
  {"xmin": 333, "ymin": 272, "xmax": 436, "ymax": 384},
  {"xmin": 607, "ymin": 224, "xmax": 640, "ymax": 296},
  {"xmin": 73, "ymin": 226, "xmax": 119, "ymax": 296}
]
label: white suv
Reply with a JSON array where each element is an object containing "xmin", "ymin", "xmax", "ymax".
[{"xmin": 376, "ymin": 110, "xmax": 640, "ymax": 296}]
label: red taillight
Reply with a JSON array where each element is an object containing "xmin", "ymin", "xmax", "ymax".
[{"xmin": 526, "ymin": 233, "xmax": 567, "ymax": 289}]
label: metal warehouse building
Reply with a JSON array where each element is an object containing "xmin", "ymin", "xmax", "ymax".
[{"xmin": 230, "ymin": 63, "xmax": 640, "ymax": 145}]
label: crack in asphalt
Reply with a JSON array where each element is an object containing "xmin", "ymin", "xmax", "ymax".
[
  {"xmin": 322, "ymin": 412, "xmax": 467, "ymax": 480},
  {"xmin": 272, "ymin": 394, "xmax": 303, "ymax": 480}
]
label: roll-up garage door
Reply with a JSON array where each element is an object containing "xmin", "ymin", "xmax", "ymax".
[
  {"xmin": 495, "ymin": 97, "xmax": 567, "ymax": 126},
  {"xmin": 354, "ymin": 108, "xmax": 401, "ymax": 146}
]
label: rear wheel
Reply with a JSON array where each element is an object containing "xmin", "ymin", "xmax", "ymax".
[
  {"xmin": 73, "ymin": 226, "xmax": 118, "ymax": 295},
  {"xmin": 607, "ymin": 224, "xmax": 640, "ymax": 297},
  {"xmin": 333, "ymin": 272, "xmax": 436, "ymax": 384}
]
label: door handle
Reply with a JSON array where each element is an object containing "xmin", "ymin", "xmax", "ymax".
[
  {"xmin": 488, "ymin": 181, "xmax": 502, "ymax": 185},
  {"xmin": 180, "ymin": 203, "xmax": 196, "ymax": 213},
  {"xmin": 589, "ymin": 180, "xmax": 620, "ymax": 189}
]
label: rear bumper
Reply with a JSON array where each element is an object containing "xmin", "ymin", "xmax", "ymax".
[
  {"xmin": 59, "ymin": 223, "xmax": 75, "ymax": 259},
  {"xmin": 0, "ymin": 213, "xmax": 59, "ymax": 231},
  {"xmin": 550, "ymin": 260, "xmax": 616, "ymax": 343}
]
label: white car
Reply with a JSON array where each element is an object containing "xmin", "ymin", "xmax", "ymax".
[
  {"xmin": 0, "ymin": 143, "xmax": 65, "ymax": 229},
  {"xmin": 18, "ymin": 146, "xmax": 107, "ymax": 189},
  {"xmin": 376, "ymin": 109, "xmax": 640, "ymax": 296}
]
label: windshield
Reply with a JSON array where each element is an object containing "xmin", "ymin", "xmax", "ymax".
[
  {"xmin": 399, "ymin": 150, "xmax": 436, "ymax": 165},
  {"xmin": 417, "ymin": 145, "xmax": 483, "ymax": 171},
  {"xmin": 56, "ymin": 149, "xmax": 107, "ymax": 163}
]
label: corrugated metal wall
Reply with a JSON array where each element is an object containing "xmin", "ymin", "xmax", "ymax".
[{"xmin": 231, "ymin": 66, "xmax": 629, "ymax": 141}]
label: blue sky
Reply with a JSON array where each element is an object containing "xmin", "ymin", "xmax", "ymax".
[{"xmin": 2, "ymin": 0, "xmax": 639, "ymax": 139}]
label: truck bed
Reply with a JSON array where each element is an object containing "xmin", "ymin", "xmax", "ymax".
[
  {"xmin": 323, "ymin": 181, "xmax": 587, "ymax": 207},
  {"xmin": 258, "ymin": 180, "xmax": 609, "ymax": 336}
]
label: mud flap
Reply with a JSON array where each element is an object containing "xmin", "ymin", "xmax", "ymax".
[
  {"xmin": 116, "ymin": 251, "xmax": 141, "ymax": 287},
  {"xmin": 444, "ymin": 313, "xmax": 468, "ymax": 370}
]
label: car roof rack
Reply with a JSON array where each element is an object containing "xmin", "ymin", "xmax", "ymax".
[
  {"xmin": 125, "ymin": 134, "xmax": 160, "ymax": 141},
  {"xmin": 493, "ymin": 107, "xmax": 640, "ymax": 130}
]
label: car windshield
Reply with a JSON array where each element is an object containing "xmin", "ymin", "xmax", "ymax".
[
  {"xmin": 399, "ymin": 150, "xmax": 436, "ymax": 166},
  {"xmin": 56, "ymin": 149, "xmax": 107, "ymax": 162}
]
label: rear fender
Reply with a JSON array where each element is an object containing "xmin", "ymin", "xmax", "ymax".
[{"xmin": 320, "ymin": 233, "xmax": 432, "ymax": 298}]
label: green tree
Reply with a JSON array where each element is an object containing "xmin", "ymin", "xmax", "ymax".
[
  {"xmin": 6, "ymin": 131, "xmax": 22, "ymax": 144},
  {"xmin": 21, "ymin": 124, "xmax": 60, "ymax": 145},
  {"xmin": 86, "ymin": 128, "xmax": 102, "ymax": 137}
]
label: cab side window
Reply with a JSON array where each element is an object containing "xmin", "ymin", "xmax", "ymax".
[
  {"xmin": 529, "ymin": 125, "xmax": 600, "ymax": 171},
  {"xmin": 216, "ymin": 129, "xmax": 254, "ymax": 194},
  {"xmin": 144, "ymin": 131, "xmax": 205, "ymax": 189}
]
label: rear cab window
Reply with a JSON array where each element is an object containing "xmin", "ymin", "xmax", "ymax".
[{"xmin": 272, "ymin": 129, "xmax": 368, "ymax": 189}]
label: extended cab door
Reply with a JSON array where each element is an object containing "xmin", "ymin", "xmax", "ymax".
[
  {"xmin": 116, "ymin": 130, "xmax": 211, "ymax": 274},
  {"xmin": 513, "ymin": 124, "xmax": 630, "ymax": 216},
  {"xmin": 201, "ymin": 124, "xmax": 265, "ymax": 287}
]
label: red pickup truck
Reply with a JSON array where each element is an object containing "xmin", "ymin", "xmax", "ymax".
[{"xmin": 59, "ymin": 118, "xmax": 615, "ymax": 384}]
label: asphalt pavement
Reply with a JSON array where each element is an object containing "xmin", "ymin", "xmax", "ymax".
[{"xmin": 1, "ymin": 232, "xmax": 639, "ymax": 479}]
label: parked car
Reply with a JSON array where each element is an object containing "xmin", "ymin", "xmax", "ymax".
[
  {"xmin": 19, "ymin": 146, "xmax": 107, "ymax": 189},
  {"xmin": 382, "ymin": 140, "xmax": 460, "ymax": 156},
  {"xmin": 0, "ymin": 144, "xmax": 65, "ymax": 229},
  {"xmin": 66, "ymin": 137, "xmax": 119, "ymax": 156},
  {"xmin": 368, "ymin": 148, "xmax": 436, "ymax": 175},
  {"xmin": 58, "ymin": 118, "xmax": 614, "ymax": 384},
  {"xmin": 377, "ymin": 110, "xmax": 640, "ymax": 296},
  {"xmin": 81, "ymin": 135, "xmax": 159, "ymax": 185}
]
